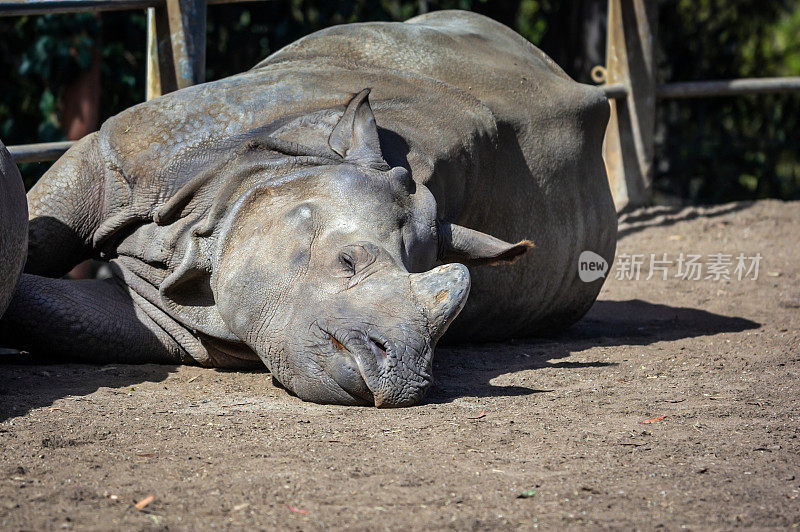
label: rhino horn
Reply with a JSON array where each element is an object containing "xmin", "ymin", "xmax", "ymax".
[
  {"xmin": 409, "ymin": 264, "xmax": 471, "ymax": 340},
  {"xmin": 328, "ymin": 88, "xmax": 390, "ymax": 171},
  {"xmin": 439, "ymin": 222, "xmax": 533, "ymax": 265}
]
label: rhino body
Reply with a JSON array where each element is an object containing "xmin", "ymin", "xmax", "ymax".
[
  {"xmin": 0, "ymin": 142, "xmax": 27, "ymax": 318},
  {"xmin": 0, "ymin": 11, "xmax": 615, "ymax": 406}
]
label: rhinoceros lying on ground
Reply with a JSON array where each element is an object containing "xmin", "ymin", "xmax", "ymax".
[{"xmin": 0, "ymin": 10, "xmax": 616, "ymax": 406}]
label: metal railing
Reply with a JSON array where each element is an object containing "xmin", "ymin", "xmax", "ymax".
[{"xmin": 3, "ymin": 0, "xmax": 800, "ymax": 210}]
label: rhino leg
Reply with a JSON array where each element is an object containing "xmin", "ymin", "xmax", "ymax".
[
  {"xmin": 25, "ymin": 133, "xmax": 105, "ymax": 278},
  {"xmin": 0, "ymin": 273, "xmax": 187, "ymax": 364}
]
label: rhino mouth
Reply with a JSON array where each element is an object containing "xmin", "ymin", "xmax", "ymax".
[{"xmin": 321, "ymin": 326, "xmax": 432, "ymax": 407}]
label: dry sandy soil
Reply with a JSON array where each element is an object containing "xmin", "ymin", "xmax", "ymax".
[{"xmin": 0, "ymin": 199, "xmax": 798, "ymax": 530}]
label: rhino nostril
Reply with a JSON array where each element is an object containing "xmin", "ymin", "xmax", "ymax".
[{"xmin": 368, "ymin": 337, "xmax": 388, "ymax": 363}]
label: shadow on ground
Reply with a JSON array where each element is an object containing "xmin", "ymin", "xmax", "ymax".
[
  {"xmin": 428, "ymin": 299, "xmax": 760, "ymax": 404},
  {"xmin": 0, "ymin": 300, "xmax": 761, "ymax": 415},
  {"xmin": 0, "ymin": 362, "xmax": 177, "ymax": 421},
  {"xmin": 616, "ymin": 202, "xmax": 752, "ymax": 240}
]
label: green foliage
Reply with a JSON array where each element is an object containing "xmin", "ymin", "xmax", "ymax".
[
  {"xmin": 655, "ymin": 0, "xmax": 800, "ymax": 203},
  {"xmin": 1, "ymin": 14, "xmax": 96, "ymax": 143},
  {"xmin": 0, "ymin": 11, "xmax": 145, "ymax": 186},
  {"xmin": 515, "ymin": 0, "xmax": 552, "ymax": 44},
  {"xmin": 0, "ymin": 0, "xmax": 798, "ymax": 203}
]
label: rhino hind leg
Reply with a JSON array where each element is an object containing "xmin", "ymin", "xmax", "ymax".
[{"xmin": 0, "ymin": 273, "xmax": 187, "ymax": 364}]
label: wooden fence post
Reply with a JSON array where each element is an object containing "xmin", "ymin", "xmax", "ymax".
[
  {"xmin": 602, "ymin": 0, "xmax": 657, "ymax": 211},
  {"xmin": 146, "ymin": 0, "xmax": 206, "ymax": 99}
]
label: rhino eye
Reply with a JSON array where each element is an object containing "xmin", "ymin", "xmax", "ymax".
[
  {"xmin": 339, "ymin": 251, "xmax": 357, "ymax": 275},
  {"xmin": 337, "ymin": 244, "xmax": 377, "ymax": 277}
]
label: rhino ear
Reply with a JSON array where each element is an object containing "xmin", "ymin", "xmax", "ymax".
[
  {"xmin": 439, "ymin": 222, "xmax": 533, "ymax": 265},
  {"xmin": 328, "ymin": 88, "xmax": 390, "ymax": 170}
]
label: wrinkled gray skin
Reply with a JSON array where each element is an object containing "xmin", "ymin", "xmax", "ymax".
[
  {"xmin": 0, "ymin": 11, "xmax": 616, "ymax": 407},
  {"xmin": 0, "ymin": 141, "xmax": 28, "ymax": 318}
]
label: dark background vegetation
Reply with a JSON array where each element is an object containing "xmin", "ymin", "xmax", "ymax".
[{"xmin": 1, "ymin": 0, "xmax": 798, "ymax": 204}]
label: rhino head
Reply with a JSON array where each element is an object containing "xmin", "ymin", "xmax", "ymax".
[{"xmin": 159, "ymin": 90, "xmax": 531, "ymax": 407}]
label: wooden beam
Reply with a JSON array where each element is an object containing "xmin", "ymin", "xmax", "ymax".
[
  {"xmin": 0, "ymin": 0, "xmax": 157, "ymax": 16},
  {"xmin": 602, "ymin": 0, "xmax": 657, "ymax": 211},
  {"xmin": 0, "ymin": 0, "xmax": 265, "ymax": 17},
  {"xmin": 146, "ymin": 0, "xmax": 206, "ymax": 98},
  {"xmin": 146, "ymin": 6, "xmax": 161, "ymax": 99}
]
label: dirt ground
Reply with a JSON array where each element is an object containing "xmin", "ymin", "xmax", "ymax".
[{"xmin": 0, "ymin": 199, "xmax": 798, "ymax": 530}]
